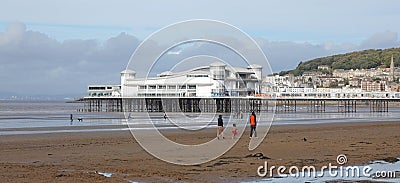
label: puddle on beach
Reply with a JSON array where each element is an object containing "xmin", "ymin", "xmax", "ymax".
[
  {"xmin": 59, "ymin": 169, "xmax": 143, "ymax": 182},
  {"xmin": 96, "ymin": 171, "xmax": 112, "ymax": 178},
  {"xmin": 249, "ymin": 158, "xmax": 400, "ymax": 183}
]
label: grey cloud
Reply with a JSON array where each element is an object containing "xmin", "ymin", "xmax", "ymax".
[
  {"xmin": 258, "ymin": 39, "xmax": 334, "ymax": 72},
  {"xmin": 360, "ymin": 31, "xmax": 399, "ymax": 49},
  {"xmin": 0, "ymin": 23, "xmax": 140, "ymax": 96}
]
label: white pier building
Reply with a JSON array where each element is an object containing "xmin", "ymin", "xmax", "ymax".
[{"xmin": 120, "ymin": 62, "xmax": 263, "ymax": 97}]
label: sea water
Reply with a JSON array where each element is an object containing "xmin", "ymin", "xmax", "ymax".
[
  {"xmin": 0, "ymin": 100, "xmax": 126, "ymax": 129},
  {"xmin": 1, "ymin": 100, "xmax": 400, "ymax": 134}
]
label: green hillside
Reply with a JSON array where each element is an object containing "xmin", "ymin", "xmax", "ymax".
[{"xmin": 280, "ymin": 47, "xmax": 400, "ymax": 76}]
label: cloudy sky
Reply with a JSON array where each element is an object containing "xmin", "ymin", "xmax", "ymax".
[{"xmin": 1, "ymin": 0, "xmax": 400, "ymax": 97}]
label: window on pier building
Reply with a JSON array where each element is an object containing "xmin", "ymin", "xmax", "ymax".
[
  {"xmin": 158, "ymin": 85, "xmax": 166, "ymax": 89},
  {"xmin": 187, "ymin": 74, "xmax": 208, "ymax": 77},
  {"xmin": 89, "ymin": 86, "xmax": 106, "ymax": 90},
  {"xmin": 188, "ymin": 93, "xmax": 196, "ymax": 97},
  {"xmin": 239, "ymin": 74, "xmax": 248, "ymax": 79}
]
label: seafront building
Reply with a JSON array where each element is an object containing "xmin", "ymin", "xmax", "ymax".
[
  {"xmin": 88, "ymin": 62, "xmax": 264, "ymax": 98},
  {"xmin": 84, "ymin": 62, "xmax": 270, "ymax": 113}
]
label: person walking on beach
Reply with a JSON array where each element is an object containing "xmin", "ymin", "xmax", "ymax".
[
  {"xmin": 70, "ymin": 114, "xmax": 73, "ymax": 125},
  {"xmin": 217, "ymin": 115, "xmax": 224, "ymax": 139},
  {"xmin": 163, "ymin": 112, "xmax": 168, "ymax": 120},
  {"xmin": 249, "ymin": 111, "xmax": 257, "ymax": 138}
]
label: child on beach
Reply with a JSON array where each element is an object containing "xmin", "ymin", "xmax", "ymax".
[{"xmin": 232, "ymin": 123, "xmax": 238, "ymax": 139}]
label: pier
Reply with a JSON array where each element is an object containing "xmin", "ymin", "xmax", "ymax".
[
  {"xmin": 76, "ymin": 97, "xmax": 397, "ymax": 113},
  {"xmin": 77, "ymin": 97, "xmax": 270, "ymax": 113}
]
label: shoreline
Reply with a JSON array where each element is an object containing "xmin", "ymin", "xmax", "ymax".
[
  {"xmin": 2, "ymin": 109, "xmax": 400, "ymax": 133},
  {"xmin": 0, "ymin": 119, "xmax": 399, "ymax": 135},
  {"xmin": 0, "ymin": 121, "xmax": 399, "ymax": 182}
]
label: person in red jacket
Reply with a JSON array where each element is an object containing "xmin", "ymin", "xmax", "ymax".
[{"xmin": 249, "ymin": 111, "xmax": 257, "ymax": 138}]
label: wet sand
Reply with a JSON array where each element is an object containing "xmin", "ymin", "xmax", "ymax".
[{"xmin": 0, "ymin": 121, "xmax": 399, "ymax": 182}]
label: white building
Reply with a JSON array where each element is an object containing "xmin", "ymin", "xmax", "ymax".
[
  {"xmin": 87, "ymin": 85, "xmax": 121, "ymax": 97},
  {"xmin": 264, "ymin": 75, "xmax": 294, "ymax": 87},
  {"xmin": 120, "ymin": 62, "xmax": 263, "ymax": 97}
]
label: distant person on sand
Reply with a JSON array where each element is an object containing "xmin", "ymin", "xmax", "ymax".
[
  {"xmin": 217, "ymin": 115, "xmax": 224, "ymax": 139},
  {"xmin": 163, "ymin": 112, "xmax": 167, "ymax": 120},
  {"xmin": 232, "ymin": 123, "xmax": 238, "ymax": 139},
  {"xmin": 70, "ymin": 114, "xmax": 73, "ymax": 125},
  {"xmin": 249, "ymin": 111, "xmax": 257, "ymax": 138}
]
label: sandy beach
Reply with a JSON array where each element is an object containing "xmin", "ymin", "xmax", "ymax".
[{"xmin": 0, "ymin": 121, "xmax": 399, "ymax": 182}]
